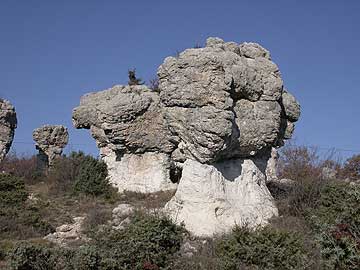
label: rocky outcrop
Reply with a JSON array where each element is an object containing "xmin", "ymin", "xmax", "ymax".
[
  {"xmin": 72, "ymin": 85, "xmax": 178, "ymax": 192},
  {"xmin": 44, "ymin": 217, "xmax": 89, "ymax": 246},
  {"xmin": 166, "ymin": 158, "xmax": 277, "ymax": 236},
  {"xmin": 72, "ymin": 37, "xmax": 300, "ymax": 236},
  {"xmin": 0, "ymin": 99, "xmax": 17, "ymax": 162},
  {"xmin": 111, "ymin": 203, "xmax": 134, "ymax": 230},
  {"xmin": 32, "ymin": 125, "xmax": 69, "ymax": 167}
]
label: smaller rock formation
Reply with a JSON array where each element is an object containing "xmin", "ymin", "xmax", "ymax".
[
  {"xmin": 321, "ymin": 166, "xmax": 337, "ymax": 180},
  {"xmin": 0, "ymin": 99, "xmax": 17, "ymax": 162},
  {"xmin": 32, "ymin": 125, "xmax": 69, "ymax": 167},
  {"xmin": 266, "ymin": 147, "xmax": 279, "ymax": 182},
  {"xmin": 111, "ymin": 203, "xmax": 134, "ymax": 230},
  {"xmin": 44, "ymin": 217, "xmax": 89, "ymax": 246}
]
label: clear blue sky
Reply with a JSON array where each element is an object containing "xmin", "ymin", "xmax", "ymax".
[{"xmin": 1, "ymin": 0, "xmax": 359, "ymax": 158}]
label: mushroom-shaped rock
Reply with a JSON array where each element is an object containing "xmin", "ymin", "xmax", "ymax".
[
  {"xmin": 72, "ymin": 85, "xmax": 178, "ymax": 193},
  {"xmin": 0, "ymin": 99, "xmax": 17, "ymax": 162},
  {"xmin": 32, "ymin": 125, "xmax": 69, "ymax": 167},
  {"xmin": 72, "ymin": 37, "xmax": 301, "ymax": 236},
  {"xmin": 158, "ymin": 37, "xmax": 289, "ymax": 164}
]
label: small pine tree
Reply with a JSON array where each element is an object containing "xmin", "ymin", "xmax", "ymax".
[{"xmin": 128, "ymin": 69, "xmax": 144, "ymax": 86}]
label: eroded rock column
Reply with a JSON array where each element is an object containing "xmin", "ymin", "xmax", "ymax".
[
  {"xmin": 72, "ymin": 37, "xmax": 301, "ymax": 236},
  {"xmin": 0, "ymin": 99, "xmax": 17, "ymax": 162},
  {"xmin": 33, "ymin": 125, "xmax": 69, "ymax": 167}
]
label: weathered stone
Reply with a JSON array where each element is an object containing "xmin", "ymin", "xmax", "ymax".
[
  {"xmin": 72, "ymin": 37, "xmax": 301, "ymax": 236},
  {"xmin": 112, "ymin": 203, "xmax": 135, "ymax": 229},
  {"xmin": 44, "ymin": 217, "xmax": 89, "ymax": 246},
  {"xmin": 230, "ymin": 99, "xmax": 282, "ymax": 156},
  {"xmin": 0, "ymin": 99, "xmax": 17, "ymax": 162},
  {"xmin": 33, "ymin": 125, "xmax": 69, "ymax": 166},
  {"xmin": 165, "ymin": 159, "xmax": 278, "ymax": 236},
  {"xmin": 322, "ymin": 166, "xmax": 337, "ymax": 179},
  {"xmin": 101, "ymin": 149, "xmax": 177, "ymax": 193},
  {"xmin": 284, "ymin": 120, "xmax": 295, "ymax": 139},
  {"xmin": 163, "ymin": 106, "xmax": 234, "ymax": 163},
  {"xmin": 112, "ymin": 203, "xmax": 134, "ymax": 218},
  {"xmin": 158, "ymin": 37, "xmax": 289, "ymax": 162},
  {"xmin": 73, "ymin": 85, "xmax": 175, "ymax": 154},
  {"xmin": 282, "ymin": 90, "xmax": 301, "ymax": 122},
  {"xmin": 266, "ymin": 147, "xmax": 279, "ymax": 181}
]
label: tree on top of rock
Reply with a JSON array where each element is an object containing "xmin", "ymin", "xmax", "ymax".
[{"xmin": 128, "ymin": 69, "xmax": 144, "ymax": 86}]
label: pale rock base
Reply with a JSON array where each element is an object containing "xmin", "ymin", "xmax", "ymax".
[
  {"xmin": 101, "ymin": 148, "xmax": 177, "ymax": 193},
  {"xmin": 165, "ymin": 158, "xmax": 278, "ymax": 237}
]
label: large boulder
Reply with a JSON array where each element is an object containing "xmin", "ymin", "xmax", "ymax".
[
  {"xmin": 158, "ymin": 37, "xmax": 299, "ymax": 163},
  {"xmin": 0, "ymin": 99, "xmax": 17, "ymax": 162},
  {"xmin": 33, "ymin": 125, "xmax": 69, "ymax": 167},
  {"xmin": 165, "ymin": 158, "xmax": 277, "ymax": 236},
  {"xmin": 72, "ymin": 37, "xmax": 301, "ymax": 236}
]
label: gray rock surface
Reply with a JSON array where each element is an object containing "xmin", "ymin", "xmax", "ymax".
[
  {"xmin": 73, "ymin": 85, "xmax": 176, "ymax": 154},
  {"xmin": 33, "ymin": 125, "xmax": 69, "ymax": 166},
  {"xmin": 0, "ymin": 99, "xmax": 17, "ymax": 162},
  {"xmin": 44, "ymin": 217, "xmax": 89, "ymax": 246},
  {"xmin": 112, "ymin": 203, "xmax": 135, "ymax": 230},
  {"xmin": 72, "ymin": 37, "xmax": 301, "ymax": 235},
  {"xmin": 158, "ymin": 37, "xmax": 299, "ymax": 162}
]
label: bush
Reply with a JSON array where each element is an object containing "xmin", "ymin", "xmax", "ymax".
[
  {"xmin": 8, "ymin": 214, "xmax": 185, "ymax": 270},
  {"xmin": 0, "ymin": 174, "xmax": 28, "ymax": 207},
  {"xmin": 0, "ymin": 174, "xmax": 54, "ymax": 240},
  {"xmin": 0, "ymin": 154, "xmax": 43, "ymax": 185},
  {"xmin": 216, "ymin": 226, "xmax": 312, "ymax": 270},
  {"xmin": 49, "ymin": 151, "xmax": 115, "ymax": 199},
  {"xmin": 9, "ymin": 242, "xmax": 54, "ymax": 270},
  {"xmin": 72, "ymin": 153, "xmax": 111, "ymax": 197},
  {"xmin": 339, "ymin": 154, "xmax": 360, "ymax": 180},
  {"xmin": 278, "ymin": 145, "xmax": 322, "ymax": 181},
  {"xmin": 306, "ymin": 182, "xmax": 360, "ymax": 269},
  {"xmin": 92, "ymin": 214, "xmax": 185, "ymax": 269}
]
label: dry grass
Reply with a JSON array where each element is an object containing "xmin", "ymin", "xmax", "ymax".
[
  {"xmin": 120, "ymin": 190, "xmax": 176, "ymax": 209},
  {"xmin": 0, "ymin": 153, "xmax": 42, "ymax": 185}
]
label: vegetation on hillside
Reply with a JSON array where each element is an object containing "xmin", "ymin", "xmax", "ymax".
[{"xmin": 0, "ymin": 147, "xmax": 359, "ymax": 269}]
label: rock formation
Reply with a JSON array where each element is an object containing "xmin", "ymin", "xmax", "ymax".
[
  {"xmin": 0, "ymin": 99, "xmax": 17, "ymax": 162},
  {"xmin": 32, "ymin": 125, "xmax": 69, "ymax": 167},
  {"xmin": 72, "ymin": 37, "xmax": 300, "ymax": 236},
  {"xmin": 44, "ymin": 217, "xmax": 89, "ymax": 246}
]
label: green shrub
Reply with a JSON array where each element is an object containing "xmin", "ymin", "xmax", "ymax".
[
  {"xmin": 307, "ymin": 182, "xmax": 360, "ymax": 269},
  {"xmin": 49, "ymin": 151, "xmax": 115, "ymax": 199},
  {"xmin": 0, "ymin": 174, "xmax": 28, "ymax": 207},
  {"xmin": 339, "ymin": 154, "xmax": 360, "ymax": 180},
  {"xmin": 93, "ymin": 214, "xmax": 185, "ymax": 269},
  {"xmin": 216, "ymin": 226, "xmax": 312, "ymax": 270},
  {"xmin": 71, "ymin": 246, "xmax": 101, "ymax": 270},
  {"xmin": 72, "ymin": 153, "xmax": 111, "ymax": 197},
  {"xmin": 8, "ymin": 214, "xmax": 185, "ymax": 270},
  {"xmin": 0, "ymin": 174, "xmax": 54, "ymax": 240},
  {"xmin": 9, "ymin": 242, "xmax": 54, "ymax": 270}
]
